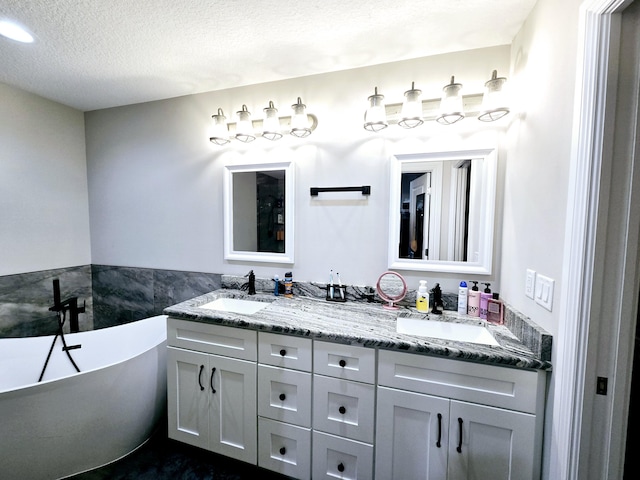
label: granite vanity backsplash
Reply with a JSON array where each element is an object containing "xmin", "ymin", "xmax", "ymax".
[{"xmin": 215, "ymin": 274, "xmax": 552, "ymax": 365}]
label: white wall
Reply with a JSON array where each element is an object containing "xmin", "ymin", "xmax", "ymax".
[
  {"xmin": 503, "ymin": 0, "xmax": 581, "ymax": 338},
  {"xmin": 85, "ymin": 46, "xmax": 510, "ymax": 292},
  {"xmin": 0, "ymin": 83, "xmax": 91, "ymax": 275}
]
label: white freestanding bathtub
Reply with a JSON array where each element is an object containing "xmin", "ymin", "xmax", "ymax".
[{"xmin": 0, "ymin": 315, "xmax": 167, "ymax": 480}]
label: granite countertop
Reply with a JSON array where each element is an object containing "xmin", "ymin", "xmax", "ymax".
[{"xmin": 164, "ymin": 287, "xmax": 552, "ymax": 371}]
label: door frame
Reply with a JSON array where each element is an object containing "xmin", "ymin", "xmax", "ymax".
[{"xmin": 556, "ymin": 0, "xmax": 637, "ymax": 478}]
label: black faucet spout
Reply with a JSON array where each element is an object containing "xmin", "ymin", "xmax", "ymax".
[{"xmin": 244, "ymin": 270, "xmax": 256, "ymax": 295}]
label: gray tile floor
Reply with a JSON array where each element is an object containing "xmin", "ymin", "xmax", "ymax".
[{"xmin": 68, "ymin": 426, "xmax": 285, "ymax": 480}]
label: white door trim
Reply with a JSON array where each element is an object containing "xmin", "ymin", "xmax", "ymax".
[{"xmin": 555, "ymin": 0, "xmax": 632, "ymax": 479}]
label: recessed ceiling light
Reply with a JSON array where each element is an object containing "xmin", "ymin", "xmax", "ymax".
[{"xmin": 0, "ymin": 20, "xmax": 34, "ymax": 43}]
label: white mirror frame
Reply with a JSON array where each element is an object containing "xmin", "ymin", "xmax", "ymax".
[
  {"xmin": 388, "ymin": 148, "xmax": 497, "ymax": 274},
  {"xmin": 223, "ymin": 161, "xmax": 295, "ymax": 264}
]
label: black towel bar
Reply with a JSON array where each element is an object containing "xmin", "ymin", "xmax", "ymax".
[{"xmin": 310, "ymin": 186, "xmax": 371, "ymax": 196}]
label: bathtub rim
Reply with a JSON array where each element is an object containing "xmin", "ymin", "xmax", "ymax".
[{"xmin": 0, "ymin": 314, "xmax": 167, "ymax": 395}]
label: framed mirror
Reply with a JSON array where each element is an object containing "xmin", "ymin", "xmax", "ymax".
[
  {"xmin": 223, "ymin": 161, "xmax": 294, "ymax": 263},
  {"xmin": 388, "ymin": 148, "xmax": 497, "ymax": 274}
]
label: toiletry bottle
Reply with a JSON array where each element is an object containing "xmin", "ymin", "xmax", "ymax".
[
  {"xmin": 284, "ymin": 272, "xmax": 293, "ymax": 298},
  {"xmin": 416, "ymin": 280, "xmax": 429, "ymax": 312},
  {"xmin": 487, "ymin": 292, "xmax": 504, "ymax": 324},
  {"xmin": 480, "ymin": 283, "xmax": 492, "ymax": 320},
  {"xmin": 273, "ymin": 275, "xmax": 279, "ymax": 296},
  {"xmin": 458, "ymin": 281, "xmax": 468, "ymax": 315},
  {"xmin": 468, "ymin": 281, "xmax": 480, "ymax": 317}
]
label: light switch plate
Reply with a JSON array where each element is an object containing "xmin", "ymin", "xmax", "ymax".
[
  {"xmin": 525, "ymin": 269, "xmax": 536, "ymax": 299},
  {"xmin": 535, "ymin": 274, "xmax": 555, "ymax": 311}
]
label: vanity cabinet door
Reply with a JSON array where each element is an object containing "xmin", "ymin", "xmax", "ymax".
[
  {"xmin": 376, "ymin": 386, "xmax": 449, "ymax": 480},
  {"xmin": 208, "ymin": 353, "xmax": 257, "ymax": 464},
  {"xmin": 167, "ymin": 346, "xmax": 210, "ymax": 450},
  {"xmin": 447, "ymin": 400, "xmax": 536, "ymax": 480},
  {"xmin": 167, "ymin": 346, "xmax": 257, "ymax": 463}
]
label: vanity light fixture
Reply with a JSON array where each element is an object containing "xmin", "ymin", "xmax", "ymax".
[
  {"xmin": 209, "ymin": 97, "xmax": 318, "ymax": 146},
  {"xmin": 262, "ymin": 101, "xmax": 283, "ymax": 140},
  {"xmin": 363, "ymin": 87, "xmax": 389, "ymax": 132},
  {"xmin": 290, "ymin": 97, "xmax": 312, "ymax": 138},
  {"xmin": 436, "ymin": 76, "xmax": 465, "ymax": 125},
  {"xmin": 209, "ymin": 108, "xmax": 230, "ymax": 145},
  {"xmin": 478, "ymin": 70, "xmax": 510, "ymax": 122},
  {"xmin": 362, "ymin": 70, "xmax": 509, "ymax": 132},
  {"xmin": 398, "ymin": 82, "xmax": 424, "ymax": 129},
  {"xmin": 234, "ymin": 105, "xmax": 256, "ymax": 143}
]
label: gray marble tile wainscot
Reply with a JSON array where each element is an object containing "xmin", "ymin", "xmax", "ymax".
[{"xmin": 164, "ymin": 286, "xmax": 552, "ymax": 371}]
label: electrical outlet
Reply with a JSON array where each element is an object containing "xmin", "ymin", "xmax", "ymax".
[
  {"xmin": 525, "ymin": 269, "xmax": 536, "ymax": 299},
  {"xmin": 534, "ymin": 274, "xmax": 555, "ymax": 311}
]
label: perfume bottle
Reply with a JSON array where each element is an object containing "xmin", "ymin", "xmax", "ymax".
[{"xmin": 486, "ymin": 292, "xmax": 504, "ymax": 324}]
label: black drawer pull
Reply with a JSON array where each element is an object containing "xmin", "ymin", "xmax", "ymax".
[
  {"xmin": 279, "ymin": 447, "xmax": 286, "ymax": 455},
  {"xmin": 436, "ymin": 413, "xmax": 442, "ymax": 448},
  {"xmin": 339, "ymin": 406, "xmax": 346, "ymax": 415},
  {"xmin": 198, "ymin": 365, "xmax": 205, "ymax": 391},
  {"xmin": 339, "ymin": 359, "xmax": 346, "ymax": 368},
  {"xmin": 279, "ymin": 393, "xmax": 286, "ymax": 401},
  {"xmin": 210, "ymin": 367, "xmax": 216, "ymax": 394},
  {"xmin": 457, "ymin": 417, "xmax": 463, "ymax": 453},
  {"xmin": 279, "ymin": 349, "xmax": 287, "ymax": 357},
  {"xmin": 338, "ymin": 462, "xmax": 345, "ymax": 472}
]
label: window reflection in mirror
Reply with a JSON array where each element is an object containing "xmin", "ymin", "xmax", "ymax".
[
  {"xmin": 389, "ymin": 149, "xmax": 496, "ymax": 274},
  {"xmin": 224, "ymin": 162, "xmax": 294, "ymax": 264}
]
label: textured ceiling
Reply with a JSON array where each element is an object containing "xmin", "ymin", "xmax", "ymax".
[{"xmin": 0, "ymin": 0, "xmax": 536, "ymax": 112}]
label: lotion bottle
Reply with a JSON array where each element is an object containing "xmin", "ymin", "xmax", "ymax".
[
  {"xmin": 487, "ymin": 292, "xmax": 504, "ymax": 324},
  {"xmin": 480, "ymin": 283, "xmax": 492, "ymax": 320},
  {"xmin": 457, "ymin": 281, "xmax": 468, "ymax": 315},
  {"xmin": 468, "ymin": 281, "xmax": 480, "ymax": 317},
  {"xmin": 416, "ymin": 280, "xmax": 429, "ymax": 312}
]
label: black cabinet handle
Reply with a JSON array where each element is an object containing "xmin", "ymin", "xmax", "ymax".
[
  {"xmin": 210, "ymin": 367, "xmax": 216, "ymax": 394},
  {"xmin": 279, "ymin": 349, "xmax": 287, "ymax": 357},
  {"xmin": 339, "ymin": 359, "xmax": 346, "ymax": 368},
  {"xmin": 339, "ymin": 406, "xmax": 346, "ymax": 415},
  {"xmin": 457, "ymin": 417, "xmax": 463, "ymax": 453},
  {"xmin": 279, "ymin": 447, "xmax": 286, "ymax": 455},
  {"xmin": 436, "ymin": 413, "xmax": 442, "ymax": 448},
  {"xmin": 279, "ymin": 393, "xmax": 286, "ymax": 401},
  {"xmin": 337, "ymin": 462, "xmax": 345, "ymax": 472},
  {"xmin": 198, "ymin": 365, "xmax": 205, "ymax": 391}
]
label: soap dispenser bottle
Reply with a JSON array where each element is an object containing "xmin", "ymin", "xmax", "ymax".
[
  {"xmin": 416, "ymin": 280, "xmax": 429, "ymax": 312},
  {"xmin": 457, "ymin": 281, "xmax": 468, "ymax": 315},
  {"xmin": 468, "ymin": 281, "xmax": 480, "ymax": 317},
  {"xmin": 480, "ymin": 283, "xmax": 492, "ymax": 320}
]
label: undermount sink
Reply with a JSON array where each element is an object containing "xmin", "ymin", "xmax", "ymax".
[
  {"xmin": 396, "ymin": 316, "xmax": 499, "ymax": 346},
  {"xmin": 199, "ymin": 297, "xmax": 271, "ymax": 315}
]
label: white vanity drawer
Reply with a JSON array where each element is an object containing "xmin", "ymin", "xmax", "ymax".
[
  {"xmin": 312, "ymin": 375, "xmax": 375, "ymax": 443},
  {"xmin": 258, "ymin": 332, "xmax": 312, "ymax": 371},
  {"xmin": 258, "ymin": 365, "xmax": 312, "ymax": 427},
  {"xmin": 313, "ymin": 341, "xmax": 376, "ymax": 384},
  {"xmin": 167, "ymin": 318, "xmax": 256, "ymax": 361},
  {"xmin": 312, "ymin": 431, "xmax": 373, "ymax": 480},
  {"xmin": 378, "ymin": 349, "xmax": 544, "ymax": 414},
  {"xmin": 258, "ymin": 417, "xmax": 311, "ymax": 480}
]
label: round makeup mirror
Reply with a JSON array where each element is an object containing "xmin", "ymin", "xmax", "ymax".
[{"xmin": 376, "ymin": 271, "xmax": 407, "ymax": 310}]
